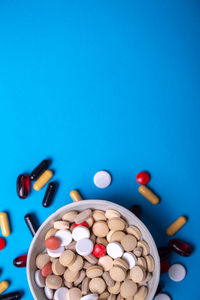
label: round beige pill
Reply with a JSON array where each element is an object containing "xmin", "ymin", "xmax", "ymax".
[
  {"xmin": 137, "ymin": 241, "xmax": 150, "ymax": 256},
  {"xmin": 36, "ymin": 253, "xmax": 50, "ymax": 269},
  {"xmin": 113, "ymin": 258, "xmax": 129, "ymax": 270},
  {"xmin": 139, "ymin": 272, "xmax": 152, "ymax": 285},
  {"xmin": 96, "ymin": 237, "xmax": 108, "ymax": 247},
  {"xmin": 110, "ymin": 231, "xmax": 125, "ymax": 243},
  {"xmin": 89, "ymin": 277, "xmax": 106, "ymax": 294},
  {"xmin": 86, "ymin": 216, "xmax": 94, "ymax": 228},
  {"xmin": 98, "ymin": 255, "xmax": 113, "ymax": 271},
  {"xmin": 108, "ymin": 281, "xmax": 121, "ymax": 294},
  {"xmin": 107, "ymin": 230, "xmax": 115, "ymax": 242},
  {"xmin": 93, "ymin": 210, "xmax": 106, "ymax": 221},
  {"xmin": 99, "ymin": 291, "xmax": 110, "ymax": 299},
  {"xmin": 120, "ymin": 279, "xmax": 138, "ymax": 298},
  {"xmin": 45, "ymin": 275, "xmax": 62, "ymax": 289},
  {"xmin": 144, "ymin": 255, "xmax": 155, "ymax": 272},
  {"xmin": 54, "ymin": 221, "xmax": 69, "ymax": 230},
  {"xmin": 86, "ymin": 265, "xmax": 103, "ymax": 278},
  {"xmin": 130, "ymin": 266, "xmax": 146, "ymax": 283},
  {"xmin": 105, "ymin": 209, "xmax": 121, "ymax": 219},
  {"xmin": 62, "ymin": 211, "xmax": 78, "ymax": 222},
  {"xmin": 137, "ymin": 257, "xmax": 147, "ymax": 269},
  {"xmin": 133, "ymin": 247, "xmax": 143, "ymax": 257},
  {"xmin": 109, "ymin": 266, "xmax": 126, "ymax": 282},
  {"xmin": 64, "ymin": 269, "xmax": 79, "ymax": 282},
  {"xmin": 45, "ymin": 228, "xmax": 58, "ymax": 240},
  {"xmin": 59, "ymin": 250, "xmax": 76, "ymax": 267},
  {"xmin": 66, "ymin": 287, "xmax": 82, "ymax": 300},
  {"xmin": 108, "ymin": 295, "xmax": 116, "ymax": 300},
  {"xmin": 69, "ymin": 255, "xmax": 84, "ymax": 272},
  {"xmin": 108, "ymin": 218, "xmax": 125, "ymax": 231},
  {"xmin": 121, "ymin": 234, "xmax": 137, "ymax": 251},
  {"xmin": 126, "ymin": 226, "xmax": 142, "ymax": 240},
  {"xmin": 52, "ymin": 259, "xmax": 66, "ymax": 275},
  {"xmin": 92, "ymin": 221, "xmax": 109, "ymax": 237},
  {"xmin": 134, "ymin": 286, "xmax": 148, "ymax": 300}
]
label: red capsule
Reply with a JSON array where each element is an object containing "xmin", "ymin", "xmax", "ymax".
[
  {"xmin": 0, "ymin": 237, "xmax": 6, "ymax": 250},
  {"xmin": 160, "ymin": 259, "xmax": 170, "ymax": 273},
  {"xmin": 168, "ymin": 239, "xmax": 192, "ymax": 257},
  {"xmin": 17, "ymin": 174, "xmax": 31, "ymax": 199},
  {"xmin": 13, "ymin": 254, "xmax": 27, "ymax": 267},
  {"xmin": 136, "ymin": 171, "xmax": 150, "ymax": 185},
  {"xmin": 158, "ymin": 246, "xmax": 171, "ymax": 259},
  {"xmin": 92, "ymin": 244, "xmax": 106, "ymax": 258}
]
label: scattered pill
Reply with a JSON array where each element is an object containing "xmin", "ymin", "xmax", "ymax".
[
  {"xmin": 92, "ymin": 244, "xmax": 106, "ymax": 258},
  {"xmin": 138, "ymin": 185, "xmax": 159, "ymax": 205},
  {"xmin": 43, "ymin": 182, "xmax": 56, "ymax": 207},
  {"xmin": 0, "ymin": 212, "xmax": 10, "ymax": 237},
  {"xmin": 81, "ymin": 294, "xmax": 98, "ymax": 300},
  {"xmin": 130, "ymin": 205, "xmax": 142, "ymax": 219},
  {"xmin": 35, "ymin": 270, "xmax": 45, "ymax": 287},
  {"xmin": 154, "ymin": 293, "xmax": 171, "ymax": 300},
  {"xmin": 45, "ymin": 237, "xmax": 61, "ymax": 250},
  {"xmin": 16, "ymin": 174, "xmax": 31, "ymax": 199},
  {"xmin": 160, "ymin": 259, "xmax": 170, "ymax": 273},
  {"xmin": 30, "ymin": 159, "xmax": 49, "ymax": 181},
  {"xmin": 166, "ymin": 216, "xmax": 187, "ymax": 236},
  {"xmin": 168, "ymin": 263, "xmax": 186, "ymax": 282},
  {"xmin": 93, "ymin": 171, "xmax": 111, "ymax": 189},
  {"xmin": 44, "ymin": 286, "xmax": 53, "ymax": 299},
  {"xmin": 0, "ymin": 238, "xmax": 6, "ymax": 251},
  {"xmin": 55, "ymin": 230, "xmax": 72, "ymax": 247},
  {"xmin": 106, "ymin": 242, "xmax": 124, "ymax": 259},
  {"xmin": 70, "ymin": 190, "xmax": 83, "ymax": 202},
  {"xmin": 74, "ymin": 222, "xmax": 89, "ymax": 229},
  {"xmin": 13, "ymin": 254, "xmax": 27, "ymax": 267},
  {"xmin": 33, "ymin": 170, "xmax": 53, "ymax": 191},
  {"xmin": 158, "ymin": 247, "xmax": 171, "ymax": 259},
  {"xmin": 72, "ymin": 226, "xmax": 90, "ymax": 241},
  {"xmin": 122, "ymin": 252, "xmax": 137, "ymax": 269},
  {"xmin": 54, "ymin": 287, "xmax": 68, "ymax": 300},
  {"xmin": 168, "ymin": 238, "xmax": 192, "ymax": 256},
  {"xmin": 0, "ymin": 281, "xmax": 9, "ymax": 294},
  {"xmin": 24, "ymin": 213, "xmax": 38, "ymax": 236},
  {"xmin": 47, "ymin": 246, "xmax": 65, "ymax": 258},
  {"xmin": 136, "ymin": 171, "xmax": 150, "ymax": 185},
  {"xmin": 0, "ymin": 291, "xmax": 22, "ymax": 300}
]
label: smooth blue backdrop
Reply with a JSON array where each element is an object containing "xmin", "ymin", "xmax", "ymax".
[{"xmin": 0, "ymin": 0, "xmax": 199, "ymax": 299}]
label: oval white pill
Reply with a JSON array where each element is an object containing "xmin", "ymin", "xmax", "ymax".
[
  {"xmin": 122, "ymin": 252, "xmax": 137, "ymax": 269},
  {"xmin": 154, "ymin": 293, "xmax": 171, "ymax": 300},
  {"xmin": 47, "ymin": 246, "xmax": 65, "ymax": 257},
  {"xmin": 81, "ymin": 294, "xmax": 98, "ymax": 300},
  {"xmin": 54, "ymin": 287, "xmax": 68, "ymax": 300},
  {"xmin": 72, "ymin": 226, "xmax": 90, "ymax": 241},
  {"xmin": 55, "ymin": 230, "xmax": 72, "ymax": 246},
  {"xmin": 76, "ymin": 238, "xmax": 94, "ymax": 256},
  {"xmin": 106, "ymin": 242, "xmax": 124, "ymax": 259},
  {"xmin": 94, "ymin": 171, "xmax": 112, "ymax": 189},
  {"xmin": 168, "ymin": 263, "xmax": 186, "ymax": 282},
  {"xmin": 35, "ymin": 270, "xmax": 45, "ymax": 288},
  {"xmin": 44, "ymin": 286, "xmax": 53, "ymax": 299}
]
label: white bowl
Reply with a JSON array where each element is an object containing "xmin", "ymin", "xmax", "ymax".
[{"xmin": 27, "ymin": 200, "xmax": 160, "ymax": 300}]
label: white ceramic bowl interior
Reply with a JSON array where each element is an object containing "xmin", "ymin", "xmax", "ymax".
[{"xmin": 27, "ymin": 200, "xmax": 160, "ymax": 300}]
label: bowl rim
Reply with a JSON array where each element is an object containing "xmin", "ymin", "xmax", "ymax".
[{"xmin": 27, "ymin": 199, "xmax": 160, "ymax": 300}]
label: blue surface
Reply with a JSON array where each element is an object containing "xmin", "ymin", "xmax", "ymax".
[{"xmin": 0, "ymin": 0, "xmax": 199, "ymax": 299}]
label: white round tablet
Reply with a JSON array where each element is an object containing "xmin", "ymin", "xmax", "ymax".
[
  {"xmin": 106, "ymin": 242, "xmax": 124, "ymax": 259},
  {"xmin": 168, "ymin": 263, "xmax": 186, "ymax": 282},
  {"xmin": 54, "ymin": 287, "xmax": 68, "ymax": 300},
  {"xmin": 81, "ymin": 294, "xmax": 98, "ymax": 300},
  {"xmin": 93, "ymin": 171, "xmax": 112, "ymax": 189},
  {"xmin": 76, "ymin": 238, "xmax": 94, "ymax": 256},
  {"xmin": 122, "ymin": 252, "xmax": 137, "ymax": 269},
  {"xmin": 55, "ymin": 230, "xmax": 72, "ymax": 246},
  {"xmin": 35, "ymin": 270, "xmax": 45, "ymax": 288},
  {"xmin": 154, "ymin": 293, "xmax": 171, "ymax": 300},
  {"xmin": 47, "ymin": 246, "xmax": 65, "ymax": 257},
  {"xmin": 44, "ymin": 286, "xmax": 53, "ymax": 299},
  {"xmin": 72, "ymin": 226, "xmax": 90, "ymax": 241}
]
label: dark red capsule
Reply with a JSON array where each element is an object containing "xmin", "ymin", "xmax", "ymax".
[
  {"xmin": 158, "ymin": 246, "xmax": 171, "ymax": 259},
  {"xmin": 130, "ymin": 205, "xmax": 142, "ymax": 219},
  {"xmin": 168, "ymin": 239, "xmax": 192, "ymax": 257},
  {"xmin": 13, "ymin": 254, "xmax": 27, "ymax": 267},
  {"xmin": 0, "ymin": 237, "xmax": 6, "ymax": 250},
  {"xmin": 17, "ymin": 174, "xmax": 31, "ymax": 199},
  {"xmin": 160, "ymin": 259, "xmax": 170, "ymax": 273},
  {"xmin": 136, "ymin": 171, "xmax": 150, "ymax": 185}
]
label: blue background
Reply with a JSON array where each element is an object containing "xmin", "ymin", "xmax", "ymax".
[{"xmin": 0, "ymin": 0, "xmax": 199, "ymax": 299}]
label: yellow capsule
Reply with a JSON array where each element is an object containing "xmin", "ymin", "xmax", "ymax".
[
  {"xmin": 166, "ymin": 216, "xmax": 187, "ymax": 236},
  {"xmin": 0, "ymin": 212, "xmax": 10, "ymax": 237},
  {"xmin": 33, "ymin": 170, "xmax": 53, "ymax": 191},
  {"xmin": 0, "ymin": 281, "xmax": 9, "ymax": 294},
  {"xmin": 138, "ymin": 185, "xmax": 159, "ymax": 205},
  {"xmin": 70, "ymin": 190, "xmax": 83, "ymax": 202}
]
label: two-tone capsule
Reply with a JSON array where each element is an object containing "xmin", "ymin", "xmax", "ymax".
[
  {"xmin": 42, "ymin": 182, "xmax": 56, "ymax": 207},
  {"xmin": 24, "ymin": 213, "xmax": 38, "ymax": 236},
  {"xmin": 0, "ymin": 212, "xmax": 10, "ymax": 237},
  {"xmin": 30, "ymin": 159, "xmax": 49, "ymax": 181}
]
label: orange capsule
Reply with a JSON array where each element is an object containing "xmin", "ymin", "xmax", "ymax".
[{"xmin": 0, "ymin": 212, "xmax": 10, "ymax": 237}]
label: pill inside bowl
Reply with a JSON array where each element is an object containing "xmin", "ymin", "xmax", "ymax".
[{"xmin": 32, "ymin": 207, "xmax": 156, "ymax": 300}]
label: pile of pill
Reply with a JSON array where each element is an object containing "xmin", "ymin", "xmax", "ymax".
[{"xmin": 34, "ymin": 208, "xmax": 155, "ymax": 300}]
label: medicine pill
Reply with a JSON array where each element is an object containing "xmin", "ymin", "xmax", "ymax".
[
  {"xmin": 93, "ymin": 171, "xmax": 112, "ymax": 189},
  {"xmin": 33, "ymin": 170, "xmax": 53, "ymax": 191},
  {"xmin": 13, "ymin": 254, "xmax": 27, "ymax": 267},
  {"xmin": 92, "ymin": 244, "xmax": 106, "ymax": 258},
  {"xmin": 107, "ymin": 242, "xmax": 124, "ymax": 259},
  {"xmin": 0, "ymin": 291, "xmax": 22, "ymax": 300},
  {"xmin": 30, "ymin": 159, "xmax": 49, "ymax": 181},
  {"xmin": 154, "ymin": 293, "xmax": 171, "ymax": 300},
  {"xmin": 43, "ymin": 182, "xmax": 56, "ymax": 207},
  {"xmin": 130, "ymin": 205, "xmax": 142, "ymax": 219},
  {"xmin": 35, "ymin": 270, "xmax": 45, "ymax": 287},
  {"xmin": 54, "ymin": 287, "xmax": 68, "ymax": 300},
  {"xmin": 81, "ymin": 294, "xmax": 98, "ymax": 300},
  {"xmin": 17, "ymin": 174, "xmax": 31, "ymax": 199},
  {"xmin": 168, "ymin": 239, "xmax": 192, "ymax": 257},
  {"xmin": 74, "ymin": 222, "xmax": 89, "ymax": 229},
  {"xmin": 0, "ymin": 237, "xmax": 6, "ymax": 251},
  {"xmin": 0, "ymin": 281, "xmax": 9, "ymax": 294},
  {"xmin": 168, "ymin": 263, "xmax": 186, "ymax": 282},
  {"xmin": 138, "ymin": 185, "xmax": 159, "ymax": 205},
  {"xmin": 166, "ymin": 216, "xmax": 187, "ymax": 236},
  {"xmin": 76, "ymin": 238, "xmax": 94, "ymax": 256},
  {"xmin": 136, "ymin": 171, "xmax": 150, "ymax": 185},
  {"xmin": 72, "ymin": 226, "xmax": 90, "ymax": 241},
  {"xmin": 44, "ymin": 286, "xmax": 53, "ymax": 299},
  {"xmin": 0, "ymin": 212, "xmax": 10, "ymax": 237},
  {"xmin": 45, "ymin": 237, "xmax": 61, "ymax": 250},
  {"xmin": 47, "ymin": 246, "xmax": 65, "ymax": 258},
  {"xmin": 160, "ymin": 259, "xmax": 170, "ymax": 274},
  {"xmin": 24, "ymin": 213, "xmax": 38, "ymax": 236},
  {"xmin": 70, "ymin": 190, "xmax": 83, "ymax": 202},
  {"xmin": 55, "ymin": 230, "xmax": 72, "ymax": 246},
  {"xmin": 41, "ymin": 263, "xmax": 53, "ymax": 277}
]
